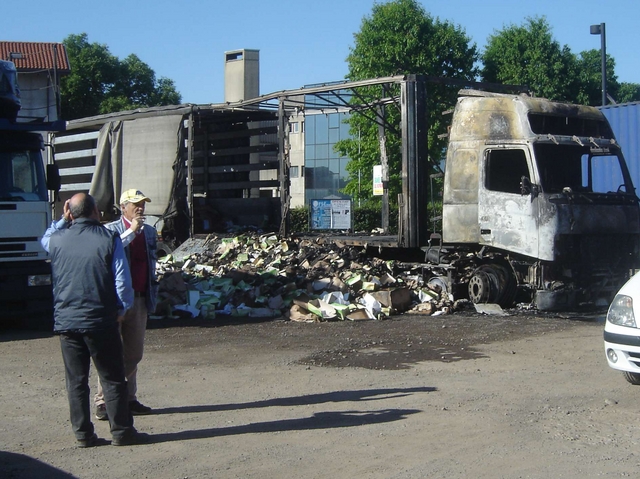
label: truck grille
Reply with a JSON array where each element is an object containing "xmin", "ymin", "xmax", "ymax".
[{"xmin": 558, "ymin": 234, "xmax": 640, "ymax": 270}]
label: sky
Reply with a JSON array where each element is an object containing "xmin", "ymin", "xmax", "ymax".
[{"xmin": 5, "ymin": 0, "xmax": 639, "ymax": 105}]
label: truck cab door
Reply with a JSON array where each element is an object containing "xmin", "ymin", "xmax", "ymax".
[{"xmin": 478, "ymin": 148, "xmax": 539, "ymax": 258}]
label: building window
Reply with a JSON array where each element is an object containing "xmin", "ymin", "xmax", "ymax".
[
  {"xmin": 291, "ymin": 166, "xmax": 299, "ymax": 178},
  {"xmin": 289, "ymin": 122, "xmax": 300, "ymax": 133}
]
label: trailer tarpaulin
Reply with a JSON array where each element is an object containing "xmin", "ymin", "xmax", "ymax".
[
  {"xmin": 90, "ymin": 121, "xmax": 122, "ymax": 214},
  {"xmin": 90, "ymin": 114, "xmax": 183, "ymax": 217}
]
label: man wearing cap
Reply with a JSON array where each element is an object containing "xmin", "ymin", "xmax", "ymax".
[{"xmin": 95, "ymin": 189, "xmax": 158, "ymax": 420}]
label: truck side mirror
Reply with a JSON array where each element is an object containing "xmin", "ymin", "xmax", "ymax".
[
  {"xmin": 46, "ymin": 163, "xmax": 61, "ymax": 192},
  {"xmin": 520, "ymin": 176, "xmax": 539, "ymax": 198}
]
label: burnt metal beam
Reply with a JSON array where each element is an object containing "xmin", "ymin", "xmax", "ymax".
[
  {"xmin": 401, "ymin": 75, "xmax": 429, "ymax": 248},
  {"xmin": 278, "ymin": 97, "xmax": 290, "ymax": 237},
  {"xmin": 196, "ymin": 161, "xmax": 278, "ymax": 175},
  {"xmin": 209, "ymin": 143, "xmax": 278, "ymax": 157},
  {"xmin": 205, "ymin": 180, "xmax": 280, "ymax": 190}
]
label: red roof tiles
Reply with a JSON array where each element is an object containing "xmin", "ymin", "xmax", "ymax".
[{"xmin": 0, "ymin": 41, "xmax": 70, "ymax": 73}]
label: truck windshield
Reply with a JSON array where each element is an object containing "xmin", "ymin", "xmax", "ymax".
[
  {"xmin": 534, "ymin": 143, "xmax": 633, "ymax": 195},
  {"xmin": 0, "ymin": 150, "xmax": 48, "ymax": 201}
]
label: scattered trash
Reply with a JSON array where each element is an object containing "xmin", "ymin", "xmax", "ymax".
[
  {"xmin": 153, "ymin": 232, "xmax": 469, "ymax": 322},
  {"xmin": 473, "ymin": 303, "xmax": 508, "ymax": 316}
]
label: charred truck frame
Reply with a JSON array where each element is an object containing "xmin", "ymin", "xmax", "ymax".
[{"xmin": 51, "ymin": 75, "xmax": 640, "ymax": 311}]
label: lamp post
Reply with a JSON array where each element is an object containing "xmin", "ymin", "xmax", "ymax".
[{"xmin": 590, "ymin": 22, "xmax": 607, "ymax": 106}]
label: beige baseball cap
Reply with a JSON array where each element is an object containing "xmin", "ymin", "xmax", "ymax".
[{"xmin": 120, "ymin": 189, "xmax": 151, "ymax": 204}]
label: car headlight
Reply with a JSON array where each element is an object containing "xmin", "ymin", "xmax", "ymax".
[{"xmin": 607, "ymin": 294, "xmax": 637, "ymax": 328}]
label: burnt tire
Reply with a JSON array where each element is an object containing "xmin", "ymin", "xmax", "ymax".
[
  {"xmin": 623, "ymin": 371, "xmax": 640, "ymax": 385},
  {"xmin": 156, "ymin": 241, "xmax": 173, "ymax": 259},
  {"xmin": 468, "ymin": 263, "xmax": 517, "ymax": 308}
]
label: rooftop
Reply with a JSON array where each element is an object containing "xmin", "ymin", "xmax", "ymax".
[{"xmin": 0, "ymin": 41, "xmax": 70, "ymax": 73}]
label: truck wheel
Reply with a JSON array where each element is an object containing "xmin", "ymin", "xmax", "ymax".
[
  {"xmin": 623, "ymin": 371, "xmax": 640, "ymax": 385},
  {"xmin": 468, "ymin": 264, "xmax": 517, "ymax": 308},
  {"xmin": 468, "ymin": 268, "xmax": 494, "ymax": 303}
]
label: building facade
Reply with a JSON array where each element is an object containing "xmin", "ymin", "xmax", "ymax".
[
  {"xmin": 0, "ymin": 41, "xmax": 70, "ymax": 122},
  {"xmin": 222, "ymin": 52, "xmax": 355, "ymax": 209},
  {"xmin": 287, "ymin": 88, "xmax": 354, "ymax": 208}
]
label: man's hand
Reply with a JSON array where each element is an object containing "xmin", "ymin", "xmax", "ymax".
[
  {"xmin": 63, "ymin": 199, "xmax": 73, "ymax": 222},
  {"xmin": 129, "ymin": 214, "xmax": 145, "ymax": 233},
  {"xmin": 117, "ymin": 315, "xmax": 125, "ymax": 323}
]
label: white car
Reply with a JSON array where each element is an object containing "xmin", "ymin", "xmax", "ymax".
[{"xmin": 604, "ymin": 271, "xmax": 640, "ymax": 384}]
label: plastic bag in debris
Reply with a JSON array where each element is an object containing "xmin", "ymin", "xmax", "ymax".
[
  {"xmin": 319, "ymin": 291, "xmax": 350, "ymax": 305},
  {"xmin": 358, "ymin": 293, "xmax": 382, "ymax": 319}
]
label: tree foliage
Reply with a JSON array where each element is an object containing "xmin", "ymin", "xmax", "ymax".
[
  {"xmin": 60, "ymin": 33, "xmax": 182, "ymax": 120},
  {"xmin": 336, "ymin": 0, "xmax": 478, "ymax": 203},
  {"xmin": 617, "ymin": 82, "xmax": 640, "ymax": 103},
  {"xmin": 481, "ymin": 17, "xmax": 580, "ymax": 102},
  {"xmin": 574, "ymin": 48, "xmax": 640, "ymax": 105},
  {"xmin": 575, "ymin": 49, "xmax": 619, "ymax": 105},
  {"xmin": 481, "ymin": 17, "xmax": 640, "ymax": 106}
]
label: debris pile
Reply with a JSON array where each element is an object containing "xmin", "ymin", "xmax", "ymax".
[{"xmin": 153, "ymin": 233, "xmax": 469, "ymax": 322}]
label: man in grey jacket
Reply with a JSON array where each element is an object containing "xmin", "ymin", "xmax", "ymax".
[
  {"xmin": 95, "ymin": 189, "xmax": 158, "ymax": 420},
  {"xmin": 42, "ymin": 193, "xmax": 145, "ymax": 446}
]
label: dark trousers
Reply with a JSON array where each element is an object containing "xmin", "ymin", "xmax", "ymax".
[{"xmin": 59, "ymin": 327, "xmax": 133, "ymax": 440}]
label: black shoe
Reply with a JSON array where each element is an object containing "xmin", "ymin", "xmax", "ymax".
[
  {"xmin": 95, "ymin": 403, "xmax": 108, "ymax": 421},
  {"xmin": 77, "ymin": 433, "xmax": 98, "ymax": 448},
  {"xmin": 111, "ymin": 430, "xmax": 150, "ymax": 446},
  {"xmin": 129, "ymin": 400, "xmax": 152, "ymax": 415}
]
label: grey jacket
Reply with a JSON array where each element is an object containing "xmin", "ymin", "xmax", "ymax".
[{"xmin": 48, "ymin": 218, "xmax": 124, "ymax": 332}]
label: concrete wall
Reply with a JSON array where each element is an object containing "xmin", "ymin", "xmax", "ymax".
[
  {"xmin": 16, "ymin": 72, "xmax": 58, "ymax": 122},
  {"xmin": 288, "ymin": 112, "xmax": 306, "ymax": 208}
]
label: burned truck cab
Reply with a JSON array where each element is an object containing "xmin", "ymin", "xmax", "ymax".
[{"xmin": 442, "ymin": 90, "xmax": 640, "ymax": 310}]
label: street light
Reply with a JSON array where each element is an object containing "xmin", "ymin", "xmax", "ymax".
[{"xmin": 590, "ymin": 23, "xmax": 607, "ymax": 106}]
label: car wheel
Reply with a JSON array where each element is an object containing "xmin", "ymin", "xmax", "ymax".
[{"xmin": 623, "ymin": 371, "xmax": 640, "ymax": 385}]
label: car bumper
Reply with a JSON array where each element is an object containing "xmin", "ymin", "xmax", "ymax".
[{"xmin": 604, "ymin": 325, "xmax": 640, "ymax": 373}]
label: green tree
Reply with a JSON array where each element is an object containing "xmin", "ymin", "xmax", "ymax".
[
  {"xmin": 152, "ymin": 77, "xmax": 182, "ymax": 106},
  {"xmin": 336, "ymin": 0, "xmax": 478, "ymax": 203},
  {"xmin": 575, "ymin": 49, "xmax": 619, "ymax": 106},
  {"xmin": 481, "ymin": 17, "xmax": 580, "ymax": 102},
  {"xmin": 617, "ymin": 82, "xmax": 640, "ymax": 103},
  {"xmin": 60, "ymin": 33, "xmax": 182, "ymax": 120},
  {"xmin": 60, "ymin": 33, "xmax": 119, "ymax": 119}
]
